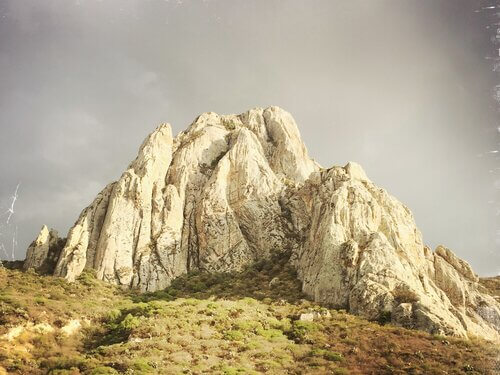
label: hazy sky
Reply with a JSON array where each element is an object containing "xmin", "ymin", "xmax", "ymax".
[{"xmin": 0, "ymin": 0, "xmax": 499, "ymax": 275}]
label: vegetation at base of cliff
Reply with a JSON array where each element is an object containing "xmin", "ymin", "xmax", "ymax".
[{"xmin": 0, "ymin": 255, "xmax": 498, "ymax": 375}]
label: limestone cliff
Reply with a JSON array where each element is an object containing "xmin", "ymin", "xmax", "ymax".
[{"xmin": 23, "ymin": 106, "xmax": 500, "ymax": 341}]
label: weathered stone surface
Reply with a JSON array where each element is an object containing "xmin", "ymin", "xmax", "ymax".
[
  {"xmin": 287, "ymin": 163, "xmax": 499, "ymax": 340},
  {"xmin": 54, "ymin": 183, "xmax": 115, "ymax": 281},
  {"xmin": 23, "ymin": 106, "xmax": 500, "ymax": 341},
  {"xmin": 49, "ymin": 107, "xmax": 318, "ymax": 292},
  {"xmin": 23, "ymin": 225, "xmax": 63, "ymax": 274}
]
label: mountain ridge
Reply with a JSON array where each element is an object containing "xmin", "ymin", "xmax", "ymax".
[{"xmin": 22, "ymin": 106, "xmax": 500, "ymax": 341}]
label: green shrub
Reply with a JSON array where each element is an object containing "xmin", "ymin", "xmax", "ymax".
[
  {"xmin": 41, "ymin": 356, "xmax": 89, "ymax": 371},
  {"xmin": 128, "ymin": 302, "xmax": 162, "ymax": 317},
  {"xmin": 393, "ymin": 288, "xmax": 420, "ymax": 304},
  {"xmin": 234, "ymin": 320, "xmax": 262, "ymax": 333},
  {"xmin": 118, "ymin": 314, "xmax": 140, "ymax": 330},
  {"xmin": 145, "ymin": 290, "xmax": 172, "ymax": 301},
  {"xmin": 77, "ymin": 269, "xmax": 98, "ymax": 286},
  {"xmin": 290, "ymin": 321, "xmax": 318, "ymax": 342},
  {"xmin": 105, "ymin": 309, "xmax": 122, "ymax": 322},
  {"xmin": 242, "ymin": 297, "xmax": 258, "ymax": 306},
  {"xmin": 221, "ymin": 365, "xmax": 248, "ymax": 375},
  {"xmin": 224, "ymin": 330, "xmax": 245, "ymax": 341},
  {"xmin": 323, "ymin": 351, "xmax": 344, "ymax": 362},
  {"xmin": 268, "ymin": 317, "xmax": 292, "ymax": 332},
  {"xmin": 0, "ymin": 294, "xmax": 14, "ymax": 304},
  {"xmin": 48, "ymin": 370, "xmax": 79, "ymax": 375},
  {"xmin": 377, "ymin": 310, "xmax": 392, "ymax": 325},
  {"xmin": 256, "ymin": 328, "xmax": 285, "ymax": 341},
  {"xmin": 131, "ymin": 358, "xmax": 154, "ymax": 374},
  {"xmin": 334, "ymin": 368, "xmax": 350, "ymax": 375},
  {"xmin": 180, "ymin": 298, "xmax": 201, "ymax": 307},
  {"xmin": 34, "ymin": 296, "xmax": 47, "ymax": 305},
  {"xmin": 309, "ymin": 348, "xmax": 343, "ymax": 361},
  {"xmin": 91, "ymin": 367, "xmax": 119, "ymax": 375}
]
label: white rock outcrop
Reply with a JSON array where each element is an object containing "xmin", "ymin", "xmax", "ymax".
[
  {"xmin": 24, "ymin": 106, "xmax": 500, "ymax": 341},
  {"xmin": 23, "ymin": 225, "xmax": 62, "ymax": 273},
  {"xmin": 286, "ymin": 165, "xmax": 499, "ymax": 340}
]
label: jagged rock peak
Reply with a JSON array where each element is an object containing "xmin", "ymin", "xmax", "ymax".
[
  {"xmin": 51, "ymin": 106, "xmax": 318, "ymax": 288},
  {"xmin": 23, "ymin": 106, "xmax": 500, "ymax": 341},
  {"xmin": 23, "ymin": 225, "xmax": 63, "ymax": 274}
]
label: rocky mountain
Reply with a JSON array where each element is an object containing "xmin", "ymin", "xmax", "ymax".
[{"xmin": 24, "ymin": 106, "xmax": 500, "ymax": 341}]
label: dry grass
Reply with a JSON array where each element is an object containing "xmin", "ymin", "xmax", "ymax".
[{"xmin": 0, "ymin": 255, "xmax": 498, "ymax": 374}]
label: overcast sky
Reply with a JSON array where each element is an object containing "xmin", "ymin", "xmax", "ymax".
[{"xmin": 0, "ymin": 0, "xmax": 499, "ymax": 276}]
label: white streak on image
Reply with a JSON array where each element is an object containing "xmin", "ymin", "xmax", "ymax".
[
  {"xmin": 0, "ymin": 243, "xmax": 9, "ymax": 261},
  {"xmin": 4, "ymin": 183, "xmax": 20, "ymax": 224},
  {"xmin": 0, "ymin": 183, "xmax": 21, "ymax": 263},
  {"xmin": 11, "ymin": 225, "xmax": 17, "ymax": 261}
]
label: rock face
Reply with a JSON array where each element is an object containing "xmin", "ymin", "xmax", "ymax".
[
  {"xmin": 24, "ymin": 106, "xmax": 500, "ymax": 341},
  {"xmin": 23, "ymin": 226, "xmax": 64, "ymax": 274},
  {"xmin": 286, "ymin": 166, "xmax": 499, "ymax": 340}
]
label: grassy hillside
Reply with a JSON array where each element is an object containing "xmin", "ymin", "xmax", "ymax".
[{"xmin": 0, "ymin": 255, "xmax": 498, "ymax": 375}]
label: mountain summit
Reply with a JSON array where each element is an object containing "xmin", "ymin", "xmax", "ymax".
[{"xmin": 24, "ymin": 106, "xmax": 500, "ymax": 341}]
